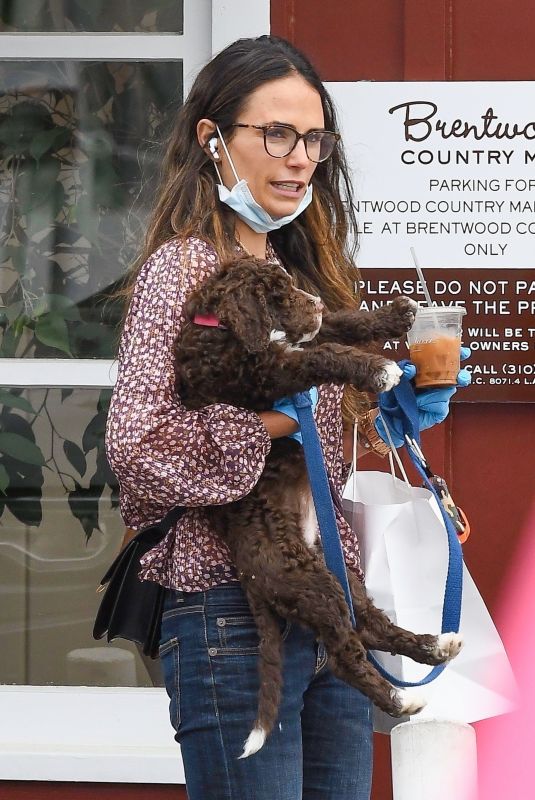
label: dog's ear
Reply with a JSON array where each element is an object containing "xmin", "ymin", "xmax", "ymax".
[{"xmin": 218, "ymin": 284, "xmax": 273, "ymax": 352}]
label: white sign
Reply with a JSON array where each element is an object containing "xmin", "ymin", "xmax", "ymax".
[{"xmin": 328, "ymin": 81, "xmax": 535, "ymax": 268}]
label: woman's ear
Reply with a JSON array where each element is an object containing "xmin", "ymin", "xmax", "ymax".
[{"xmin": 197, "ymin": 119, "xmax": 217, "ymax": 154}]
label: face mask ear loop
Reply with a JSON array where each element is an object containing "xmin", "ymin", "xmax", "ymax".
[
  {"xmin": 215, "ymin": 124, "xmax": 240, "ymax": 185},
  {"xmin": 212, "ymin": 161, "xmax": 224, "ymax": 184}
]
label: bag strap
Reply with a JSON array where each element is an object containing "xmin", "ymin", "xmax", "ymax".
[
  {"xmin": 379, "ymin": 412, "xmax": 412, "ymax": 487},
  {"xmin": 293, "ymin": 378, "xmax": 463, "ymax": 688},
  {"xmin": 159, "ymin": 504, "xmax": 187, "ymax": 532},
  {"xmin": 135, "ymin": 504, "xmax": 186, "ymax": 541}
]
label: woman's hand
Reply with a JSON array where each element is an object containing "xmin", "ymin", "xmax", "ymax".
[
  {"xmin": 271, "ymin": 386, "xmax": 319, "ymax": 443},
  {"xmin": 375, "ymin": 347, "xmax": 472, "ymax": 448}
]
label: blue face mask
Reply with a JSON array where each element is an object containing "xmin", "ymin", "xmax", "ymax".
[{"xmin": 213, "ymin": 125, "xmax": 313, "ymax": 234}]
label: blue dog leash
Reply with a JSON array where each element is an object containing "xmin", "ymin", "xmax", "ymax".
[
  {"xmin": 293, "ymin": 377, "xmax": 464, "ymax": 688},
  {"xmin": 387, "ymin": 366, "xmax": 464, "ymax": 638},
  {"xmin": 292, "ymin": 391, "xmax": 356, "ymax": 625}
]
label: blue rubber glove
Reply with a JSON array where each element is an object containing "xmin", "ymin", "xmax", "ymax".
[
  {"xmin": 375, "ymin": 347, "xmax": 472, "ymax": 448},
  {"xmin": 272, "ymin": 386, "xmax": 319, "ymax": 444}
]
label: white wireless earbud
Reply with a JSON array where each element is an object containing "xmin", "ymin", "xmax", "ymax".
[{"xmin": 208, "ymin": 137, "xmax": 220, "ymax": 160}]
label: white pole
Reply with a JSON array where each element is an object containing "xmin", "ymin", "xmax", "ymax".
[{"xmin": 391, "ymin": 719, "xmax": 478, "ymax": 800}]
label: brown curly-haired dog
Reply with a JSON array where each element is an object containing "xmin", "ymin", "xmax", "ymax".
[{"xmin": 174, "ymin": 256, "xmax": 463, "ymax": 757}]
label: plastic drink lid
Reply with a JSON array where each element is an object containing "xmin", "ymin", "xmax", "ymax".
[{"xmin": 416, "ymin": 306, "xmax": 466, "ymax": 315}]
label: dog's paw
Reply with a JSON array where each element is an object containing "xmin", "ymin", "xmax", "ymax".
[
  {"xmin": 375, "ymin": 360, "xmax": 403, "ymax": 392},
  {"xmin": 395, "ymin": 295, "xmax": 418, "ymax": 328},
  {"xmin": 394, "ymin": 295, "xmax": 419, "ymax": 315},
  {"xmin": 393, "ymin": 688, "xmax": 427, "ymax": 716},
  {"xmin": 390, "ymin": 295, "xmax": 418, "ymax": 334},
  {"xmin": 432, "ymin": 632, "xmax": 463, "ymax": 662}
]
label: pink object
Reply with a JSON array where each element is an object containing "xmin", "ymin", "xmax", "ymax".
[
  {"xmin": 477, "ymin": 503, "xmax": 535, "ymax": 799},
  {"xmin": 193, "ymin": 312, "xmax": 226, "ymax": 328}
]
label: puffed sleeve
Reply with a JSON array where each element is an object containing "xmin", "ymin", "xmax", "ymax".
[{"xmin": 105, "ymin": 237, "xmax": 271, "ymax": 514}]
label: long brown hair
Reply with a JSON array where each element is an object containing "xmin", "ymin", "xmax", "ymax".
[{"xmin": 120, "ymin": 35, "xmax": 367, "ymax": 423}]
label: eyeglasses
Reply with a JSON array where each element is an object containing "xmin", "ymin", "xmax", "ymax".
[{"xmin": 230, "ymin": 123, "xmax": 340, "ymax": 163}]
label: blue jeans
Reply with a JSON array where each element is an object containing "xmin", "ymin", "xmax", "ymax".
[{"xmin": 159, "ymin": 583, "xmax": 373, "ymax": 800}]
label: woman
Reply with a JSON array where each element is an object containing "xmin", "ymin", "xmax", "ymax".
[{"xmin": 106, "ymin": 35, "xmax": 467, "ymax": 800}]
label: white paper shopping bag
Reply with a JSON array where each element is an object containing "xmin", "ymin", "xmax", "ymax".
[{"xmin": 342, "ymin": 460, "xmax": 517, "ymax": 734}]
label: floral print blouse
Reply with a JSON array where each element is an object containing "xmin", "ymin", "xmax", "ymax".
[{"xmin": 105, "ymin": 236, "xmax": 363, "ymax": 590}]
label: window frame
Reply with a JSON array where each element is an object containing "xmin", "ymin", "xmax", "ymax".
[{"xmin": 0, "ymin": 0, "xmax": 270, "ymax": 783}]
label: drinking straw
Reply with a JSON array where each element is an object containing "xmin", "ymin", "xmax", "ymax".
[
  {"xmin": 410, "ymin": 247, "xmax": 434, "ymax": 307},
  {"xmin": 409, "ymin": 247, "xmax": 442, "ymax": 332}
]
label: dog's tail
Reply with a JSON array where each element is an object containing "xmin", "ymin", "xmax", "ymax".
[
  {"xmin": 239, "ymin": 604, "xmax": 285, "ymax": 759},
  {"xmin": 239, "ymin": 726, "xmax": 268, "ymax": 759}
]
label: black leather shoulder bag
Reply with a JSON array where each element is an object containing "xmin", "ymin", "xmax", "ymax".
[{"xmin": 93, "ymin": 506, "xmax": 186, "ymax": 658}]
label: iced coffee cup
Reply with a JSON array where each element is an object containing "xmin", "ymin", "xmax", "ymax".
[{"xmin": 406, "ymin": 306, "xmax": 466, "ymax": 388}]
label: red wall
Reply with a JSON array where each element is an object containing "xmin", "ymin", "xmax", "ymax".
[{"xmin": 271, "ymin": 1, "xmax": 535, "ymax": 798}]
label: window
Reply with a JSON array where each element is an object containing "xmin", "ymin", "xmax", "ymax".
[{"xmin": 0, "ymin": 0, "xmax": 269, "ymax": 782}]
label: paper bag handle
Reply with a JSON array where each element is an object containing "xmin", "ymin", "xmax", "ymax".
[
  {"xmin": 350, "ymin": 413, "xmax": 411, "ymax": 489},
  {"xmin": 378, "ymin": 411, "xmax": 411, "ymax": 486}
]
